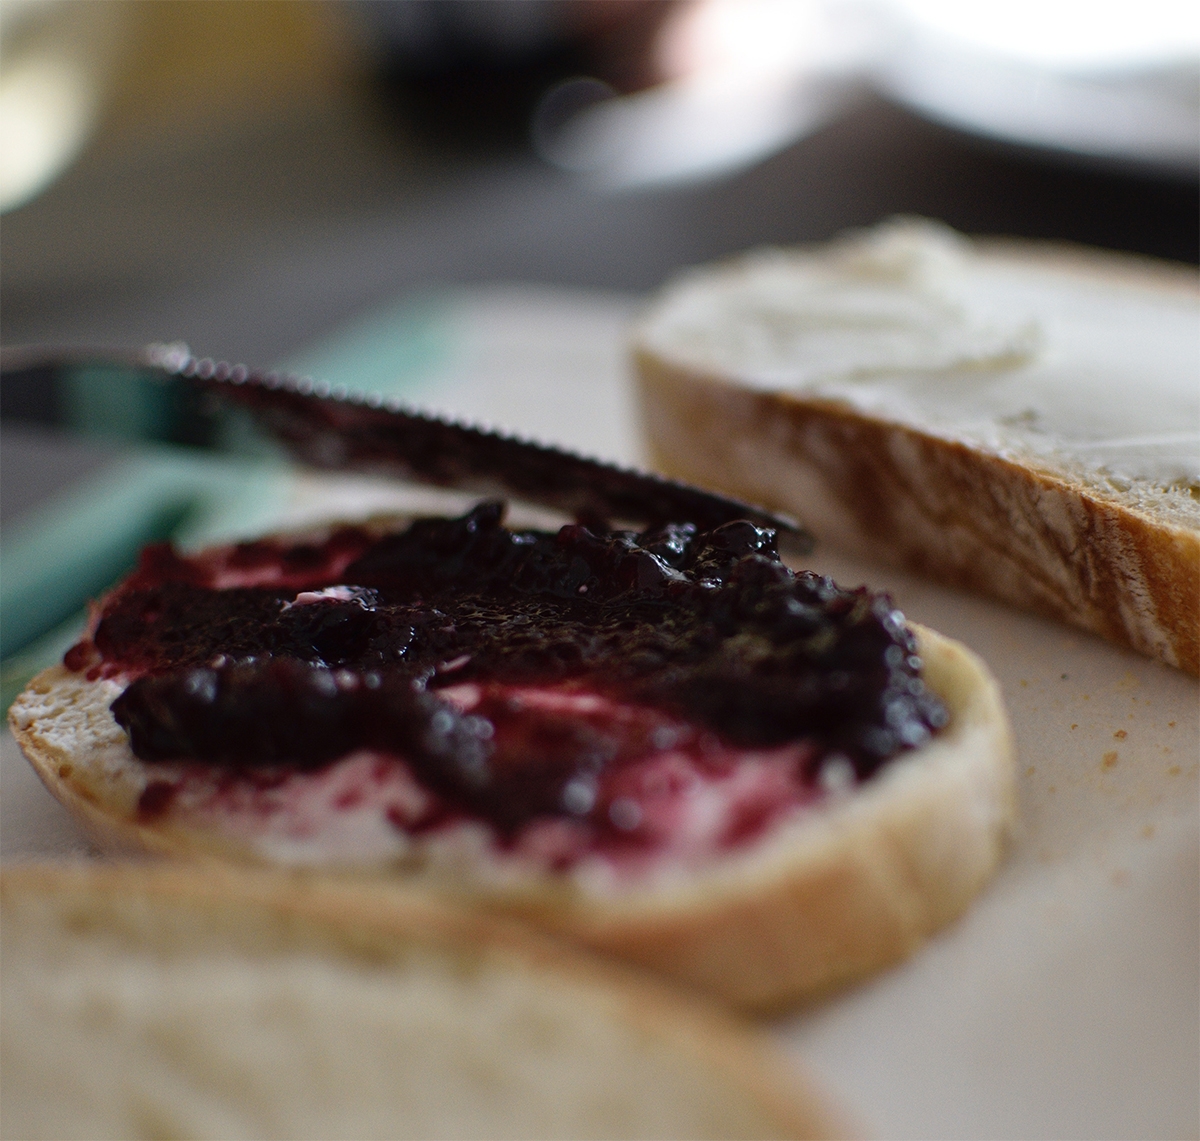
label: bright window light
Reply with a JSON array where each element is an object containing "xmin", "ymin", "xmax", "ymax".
[{"xmin": 890, "ymin": 0, "xmax": 1200, "ymax": 70}]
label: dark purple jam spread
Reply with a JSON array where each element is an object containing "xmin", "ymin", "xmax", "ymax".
[{"xmin": 67, "ymin": 502, "xmax": 947, "ymax": 855}]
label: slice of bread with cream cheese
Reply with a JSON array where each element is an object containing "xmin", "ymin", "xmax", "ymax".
[{"xmin": 634, "ymin": 218, "xmax": 1200, "ymax": 673}]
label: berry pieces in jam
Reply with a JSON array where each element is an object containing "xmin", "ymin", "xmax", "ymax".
[{"xmin": 77, "ymin": 502, "xmax": 948, "ymax": 851}]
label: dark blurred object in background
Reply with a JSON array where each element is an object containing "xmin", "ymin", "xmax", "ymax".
[{"xmin": 349, "ymin": 0, "xmax": 677, "ymax": 151}]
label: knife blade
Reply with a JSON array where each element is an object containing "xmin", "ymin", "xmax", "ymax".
[{"xmin": 1, "ymin": 343, "xmax": 812, "ymax": 543}]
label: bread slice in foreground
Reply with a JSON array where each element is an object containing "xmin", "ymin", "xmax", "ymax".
[
  {"xmin": 10, "ymin": 624, "xmax": 1015, "ymax": 1010},
  {"xmin": 634, "ymin": 219, "xmax": 1200, "ymax": 674},
  {"xmin": 0, "ymin": 863, "xmax": 847, "ymax": 1140}
]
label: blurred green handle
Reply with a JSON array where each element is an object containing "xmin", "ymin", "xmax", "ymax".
[
  {"xmin": 1, "ymin": 452, "xmax": 287, "ymax": 662},
  {"xmin": 1, "ymin": 461, "xmax": 198, "ymax": 659}
]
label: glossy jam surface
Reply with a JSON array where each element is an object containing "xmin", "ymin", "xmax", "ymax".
[{"xmin": 70, "ymin": 503, "xmax": 947, "ymax": 860}]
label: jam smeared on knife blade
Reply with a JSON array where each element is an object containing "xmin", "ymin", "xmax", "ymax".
[{"xmin": 73, "ymin": 503, "xmax": 947, "ymax": 849}]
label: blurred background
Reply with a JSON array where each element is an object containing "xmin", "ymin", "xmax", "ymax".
[
  {"xmin": 2, "ymin": 0, "xmax": 1196, "ymax": 368},
  {"xmin": 1, "ymin": 0, "xmax": 1198, "ymax": 631}
]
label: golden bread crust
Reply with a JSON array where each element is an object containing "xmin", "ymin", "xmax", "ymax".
[
  {"xmin": 9, "ymin": 625, "xmax": 1015, "ymax": 1009},
  {"xmin": 487, "ymin": 625, "xmax": 1015, "ymax": 1008},
  {"xmin": 636, "ymin": 357, "xmax": 1199, "ymax": 675}
]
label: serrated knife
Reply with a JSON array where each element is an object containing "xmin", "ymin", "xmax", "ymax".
[{"xmin": 1, "ymin": 343, "xmax": 808, "ymax": 539}]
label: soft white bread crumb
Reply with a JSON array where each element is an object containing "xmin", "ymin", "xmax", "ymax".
[
  {"xmin": 634, "ymin": 219, "xmax": 1200, "ymax": 673},
  {"xmin": 1, "ymin": 863, "xmax": 847, "ymax": 1140},
  {"xmin": 10, "ymin": 624, "xmax": 1015, "ymax": 1010}
]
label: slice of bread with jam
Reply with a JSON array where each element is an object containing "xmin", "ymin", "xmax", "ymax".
[{"xmin": 10, "ymin": 507, "xmax": 1015, "ymax": 1009}]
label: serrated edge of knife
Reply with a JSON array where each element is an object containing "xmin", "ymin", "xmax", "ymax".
[
  {"xmin": 1, "ymin": 343, "xmax": 811, "ymax": 544},
  {"xmin": 171, "ymin": 352, "xmax": 810, "ymax": 541}
]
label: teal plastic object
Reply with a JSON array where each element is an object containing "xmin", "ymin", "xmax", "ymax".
[
  {"xmin": 61, "ymin": 363, "xmax": 189, "ymax": 443},
  {"xmin": 0, "ymin": 447, "xmax": 290, "ymax": 663},
  {"xmin": 279, "ymin": 292, "xmax": 456, "ymax": 399}
]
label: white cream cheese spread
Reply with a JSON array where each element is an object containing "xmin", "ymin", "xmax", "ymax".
[{"xmin": 638, "ymin": 218, "xmax": 1200, "ymax": 489}]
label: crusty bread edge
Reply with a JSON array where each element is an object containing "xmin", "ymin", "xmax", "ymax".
[
  {"xmin": 635, "ymin": 352, "xmax": 1200, "ymax": 676},
  {"xmin": 1, "ymin": 861, "xmax": 853, "ymax": 1140},
  {"xmin": 487, "ymin": 624, "xmax": 1016, "ymax": 1009},
  {"xmin": 9, "ymin": 622, "xmax": 1015, "ymax": 1010}
]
